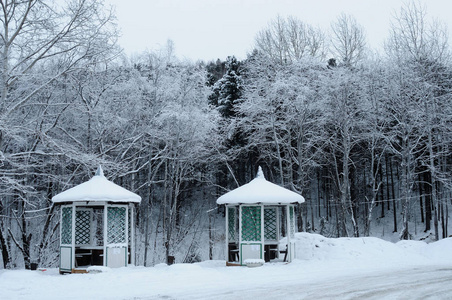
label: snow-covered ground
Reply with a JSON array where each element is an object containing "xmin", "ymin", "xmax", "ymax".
[{"xmin": 1, "ymin": 233, "xmax": 452, "ymax": 300}]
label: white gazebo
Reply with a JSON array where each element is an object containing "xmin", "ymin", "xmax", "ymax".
[
  {"xmin": 217, "ymin": 167, "xmax": 305, "ymax": 266},
  {"xmin": 52, "ymin": 166, "xmax": 141, "ymax": 274}
]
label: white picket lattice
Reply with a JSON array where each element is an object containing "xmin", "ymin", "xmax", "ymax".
[
  {"xmin": 61, "ymin": 206, "xmax": 72, "ymax": 245},
  {"xmin": 107, "ymin": 207, "xmax": 127, "ymax": 244},
  {"xmin": 75, "ymin": 209, "xmax": 91, "ymax": 245}
]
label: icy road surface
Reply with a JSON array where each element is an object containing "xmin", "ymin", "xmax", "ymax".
[{"xmin": 190, "ymin": 265, "xmax": 452, "ymax": 300}]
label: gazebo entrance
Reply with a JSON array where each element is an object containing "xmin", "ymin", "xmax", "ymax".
[
  {"xmin": 53, "ymin": 166, "xmax": 141, "ymax": 273},
  {"xmin": 218, "ymin": 167, "xmax": 304, "ymax": 266}
]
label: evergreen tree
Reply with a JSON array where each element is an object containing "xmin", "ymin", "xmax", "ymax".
[
  {"xmin": 206, "ymin": 59, "xmax": 226, "ymax": 87},
  {"xmin": 208, "ymin": 56, "xmax": 243, "ymax": 118}
]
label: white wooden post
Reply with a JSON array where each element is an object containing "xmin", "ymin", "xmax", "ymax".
[
  {"xmin": 71, "ymin": 204, "xmax": 76, "ymax": 270},
  {"xmin": 276, "ymin": 206, "xmax": 280, "ymax": 259},
  {"xmin": 125, "ymin": 205, "xmax": 129, "ymax": 267},
  {"xmin": 260, "ymin": 204, "xmax": 265, "ymax": 260},
  {"xmin": 103, "ymin": 204, "xmax": 107, "ymax": 266},
  {"xmin": 292, "ymin": 205, "xmax": 296, "ymax": 260},
  {"xmin": 238, "ymin": 205, "xmax": 242, "ymax": 263},
  {"xmin": 286, "ymin": 205, "xmax": 291, "ymax": 262},
  {"xmin": 130, "ymin": 204, "xmax": 135, "ymax": 265},
  {"xmin": 225, "ymin": 205, "xmax": 229, "ymax": 261}
]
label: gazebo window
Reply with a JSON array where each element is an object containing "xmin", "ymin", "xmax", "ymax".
[
  {"xmin": 227, "ymin": 207, "xmax": 237, "ymax": 242},
  {"xmin": 128, "ymin": 208, "xmax": 132, "ymax": 244},
  {"xmin": 264, "ymin": 207, "xmax": 277, "ymax": 241},
  {"xmin": 241, "ymin": 206, "xmax": 261, "ymax": 242},
  {"xmin": 61, "ymin": 207, "xmax": 73, "ymax": 245},
  {"xmin": 107, "ymin": 206, "xmax": 127, "ymax": 244},
  {"xmin": 93, "ymin": 208, "xmax": 104, "ymax": 246},
  {"xmin": 75, "ymin": 209, "xmax": 92, "ymax": 245}
]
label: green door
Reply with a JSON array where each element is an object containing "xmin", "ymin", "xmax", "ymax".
[
  {"xmin": 105, "ymin": 205, "xmax": 128, "ymax": 268},
  {"xmin": 240, "ymin": 205, "xmax": 263, "ymax": 265},
  {"xmin": 60, "ymin": 205, "xmax": 74, "ymax": 272}
]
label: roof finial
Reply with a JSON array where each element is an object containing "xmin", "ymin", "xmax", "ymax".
[
  {"xmin": 95, "ymin": 165, "xmax": 104, "ymax": 177},
  {"xmin": 256, "ymin": 166, "xmax": 265, "ymax": 180}
]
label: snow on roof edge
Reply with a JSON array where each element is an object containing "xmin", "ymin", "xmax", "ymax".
[
  {"xmin": 216, "ymin": 167, "xmax": 305, "ymax": 205},
  {"xmin": 52, "ymin": 167, "xmax": 141, "ymax": 204}
]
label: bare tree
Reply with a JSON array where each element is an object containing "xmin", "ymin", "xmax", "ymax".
[
  {"xmin": 0, "ymin": 0, "xmax": 118, "ymax": 138},
  {"xmin": 0, "ymin": 0, "xmax": 118, "ymax": 269},
  {"xmin": 320, "ymin": 66, "xmax": 367, "ymax": 237},
  {"xmin": 386, "ymin": 1, "xmax": 451, "ymax": 241},
  {"xmin": 386, "ymin": 1, "xmax": 449, "ymax": 66},
  {"xmin": 255, "ymin": 15, "xmax": 326, "ymax": 64},
  {"xmin": 361, "ymin": 61, "xmax": 388, "ymax": 236},
  {"xmin": 330, "ymin": 13, "xmax": 366, "ymax": 67}
]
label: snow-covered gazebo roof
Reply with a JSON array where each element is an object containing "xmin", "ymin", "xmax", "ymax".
[
  {"xmin": 216, "ymin": 167, "xmax": 305, "ymax": 205},
  {"xmin": 52, "ymin": 166, "xmax": 141, "ymax": 204}
]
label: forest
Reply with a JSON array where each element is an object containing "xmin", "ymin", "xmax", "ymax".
[{"xmin": 1, "ymin": 0, "xmax": 452, "ymax": 269}]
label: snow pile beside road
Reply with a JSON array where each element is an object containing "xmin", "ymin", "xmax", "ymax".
[
  {"xmin": 418, "ymin": 237, "xmax": 452, "ymax": 262},
  {"xmin": 294, "ymin": 232, "xmax": 452, "ymax": 266}
]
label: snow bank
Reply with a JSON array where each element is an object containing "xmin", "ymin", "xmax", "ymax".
[
  {"xmin": 418, "ymin": 237, "xmax": 452, "ymax": 262},
  {"xmin": 294, "ymin": 232, "xmax": 452, "ymax": 268}
]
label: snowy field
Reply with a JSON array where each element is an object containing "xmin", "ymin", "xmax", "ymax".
[{"xmin": 1, "ymin": 232, "xmax": 452, "ymax": 300}]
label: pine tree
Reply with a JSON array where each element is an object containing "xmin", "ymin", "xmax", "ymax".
[{"xmin": 209, "ymin": 56, "xmax": 243, "ymax": 118}]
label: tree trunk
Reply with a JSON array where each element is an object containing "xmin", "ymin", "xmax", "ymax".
[
  {"xmin": 427, "ymin": 131, "xmax": 439, "ymax": 241},
  {"xmin": 389, "ymin": 156, "xmax": 397, "ymax": 232},
  {"xmin": 208, "ymin": 212, "xmax": 213, "ymax": 260},
  {"xmin": 143, "ymin": 158, "xmax": 153, "ymax": 267},
  {"xmin": 0, "ymin": 222, "xmax": 11, "ymax": 269},
  {"xmin": 143, "ymin": 201, "xmax": 150, "ymax": 267},
  {"xmin": 317, "ymin": 170, "xmax": 321, "ymax": 218},
  {"xmin": 271, "ymin": 116, "xmax": 284, "ymax": 186},
  {"xmin": 424, "ymin": 172, "xmax": 432, "ymax": 232},
  {"xmin": 342, "ymin": 136, "xmax": 358, "ymax": 237},
  {"xmin": 418, "ymin": 173, "xmax": 424, "ymax": 224},
  {"xmin": 297, "ymin": 203, "xmax": 304, "ymax": 232},
  {"xmin": 445, "ymin": 203, "xmax": 449, "ymax": 238},
  {"xmin": 440, "ymin": 202, "xmax": 445, "ymax": 239},
  {"xmin": 36, "ymin": 204, "xmax": 56, "ymax": 266},
  {"xmin": 379, "ymin": 165, "xmax": 385, "ymax": 218},
  {"xmin": 399, "ymin": 138, "xmax": 412, "ymax": 240},
  {"xmin": 310, "ymin": 200, "xmax": 315, "ymax": 232}
]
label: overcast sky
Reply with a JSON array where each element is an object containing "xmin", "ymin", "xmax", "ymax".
[{"xmin": 103, "ymin": 0, "xmax": 452, "ymax": 62}]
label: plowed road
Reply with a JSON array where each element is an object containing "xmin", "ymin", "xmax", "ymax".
[{"xmin": 181, "ymin": 266, "xmax": 452, "ymax": 300}]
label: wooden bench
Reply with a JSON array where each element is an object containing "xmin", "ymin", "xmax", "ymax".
[
  {"xmin": 264, "ymin": 244, "xmax": 279, "ymax": 262},
  {"xmin": 228, "ymin": 243, "xmax": 239, "ymax": 262}
]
